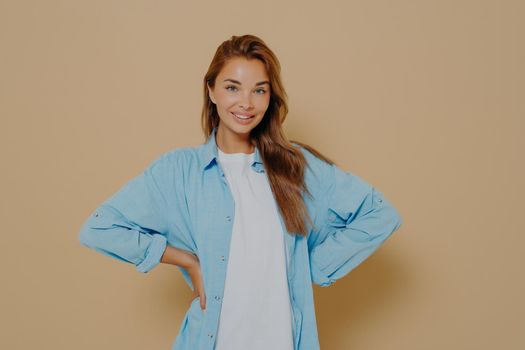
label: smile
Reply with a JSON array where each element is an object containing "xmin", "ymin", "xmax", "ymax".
[{"xmin": 231, "ymin": 112, "xmax": 255, "ymax": 120}]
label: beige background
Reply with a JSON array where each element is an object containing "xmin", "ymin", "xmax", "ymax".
[{"xmin": 1, "ymin": 0, "xmax": 523, "ymax": 349}]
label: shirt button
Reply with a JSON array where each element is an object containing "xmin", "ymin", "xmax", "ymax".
[
  {"xmin": 208, "ymin": 333, "xmax": 214, "ymax": 338},
  {"xmin": 214, "ymin": 295, "xmax": 221, "ymax": 301},
  {"xmin": 226, "ymin": 216, "xmax": 231, "ymax": 221},
  {"xmin": 94, "ymin": 213, "xmax": 99, "ymax": 217},
  {"xmin": 220, "ymin": 255, "xmax": 225, "ymax": 261},
  {"xmin": 378, "ymin": 198, "xmax": 383, "ymax": 203}
]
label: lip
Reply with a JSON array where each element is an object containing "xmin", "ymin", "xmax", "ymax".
[
  {"xmin": 231, "ymin": 112, "xmax": 255, "ymax": 117},
  {"xmin": 230, "ymin": 111, "xmax": 256, "ymax": 124}
]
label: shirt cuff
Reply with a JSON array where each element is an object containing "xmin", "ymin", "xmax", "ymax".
[
  {"xmin": 136, "ymin": 234, "xmax": 168, "ymax": 273},
  {"xmin": 309, "ymin": 255, "xmax": 336, "ymax": 287}
]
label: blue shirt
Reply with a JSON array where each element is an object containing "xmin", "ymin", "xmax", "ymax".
[{"xmin": 78, "ymin": 127, "xmax": 403, "ymax": 350}]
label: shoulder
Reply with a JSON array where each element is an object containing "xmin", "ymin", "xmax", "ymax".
[
  {"xmin": 292, "ymin": 142, "xmax": 333, "ymax": 176},
  {"xmin": 150, "ymin": 145, "xmax": 201, "ymax": 168},
  {"xmin": 292, "ymin": 142, "xmax": 334, "ymax": 193},
  {"xmin": 141, "ymin": 146, "xmax": 201, "ymax": 182}
]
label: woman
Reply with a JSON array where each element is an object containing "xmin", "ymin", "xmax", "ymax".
[{"xmin": 79, "ymin": 34, "xmax": 403, "ymax": 350}]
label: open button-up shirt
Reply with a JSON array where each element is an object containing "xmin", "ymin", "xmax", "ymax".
[{"xmin": 78, "ymin": 127, "xmax": 403, "ymax": 350}]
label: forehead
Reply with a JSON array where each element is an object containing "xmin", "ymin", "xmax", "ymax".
[{"xmin": 218, "ymin": 57, "xmax": 269, "ymax": 82}]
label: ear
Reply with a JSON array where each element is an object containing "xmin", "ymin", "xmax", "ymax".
[{"xmin": 207, "ymin": 82, "xmax": 216, "ymax": 104}]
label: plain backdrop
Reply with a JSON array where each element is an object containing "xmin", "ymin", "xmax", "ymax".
[{"xmin": 1, "ymin": 0, "xmax": 523, "ymax": 349}]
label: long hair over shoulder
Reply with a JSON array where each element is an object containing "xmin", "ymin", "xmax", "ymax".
[{"xmin": 202, "ymin": 34, "xmax": 336, "ymax": 236}]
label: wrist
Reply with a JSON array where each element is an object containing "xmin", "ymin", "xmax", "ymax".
[{"xmin": 161, "ymin": 245, "xmax": 197, "ymax": 268}]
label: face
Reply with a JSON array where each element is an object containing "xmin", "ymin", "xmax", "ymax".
[{"xmin": 208, "ymin": 57, "xmax": 271, "ymax": 140}]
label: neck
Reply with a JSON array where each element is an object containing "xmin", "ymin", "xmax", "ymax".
[{"xmin": 216, "ymin": 125, "xmax": 255, "ymax": 154}]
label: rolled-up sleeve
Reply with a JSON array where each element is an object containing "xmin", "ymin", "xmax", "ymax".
[
  {"xmin": 309, "ymin": 163, "xmax": 403, "ymax": 286},
  {"xmin": 78, "ymin": 154, "xmax": 173, "ymax": 273}
]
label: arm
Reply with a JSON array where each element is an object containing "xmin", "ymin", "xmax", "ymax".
[
  {"xmin": 161, "ymin": 245, "xmax": 198, "ymax": 268},
  {"xmin": 309, "ymin": 163, "xmax": 403, "ymax": 286},
  {"xmin": 78, "ymin": 153, "xmax": 174, "ymax": 273}
]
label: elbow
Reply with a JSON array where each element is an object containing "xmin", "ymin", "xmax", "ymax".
[
  {"xmin": 78, "ymin": 206, "xmax": 110, "ymax": 249},
  {"xmin": 78, "ymin": 224, "xmax": 94, "ymax": 249},
  {"xmin": 376, "ymin": 199, "xmax": 403, "ymax": 239},
  {"xmin": 389, "ymin": 205, "xmax": 403, "ymax": 234},
  {"xmin": 390, "ymin": 203, "xmax": 402, "ymax": 224},
  {"xmin": 394, "ymin": 205, "xmax": 403, "ymax": 227},
  {"xmin": 373, "ymin": 189, "xmax": 403, "ymax": 234},
  {"xmin": 78, "ymin": 217, "xmax": 100, "ymax": 250}
]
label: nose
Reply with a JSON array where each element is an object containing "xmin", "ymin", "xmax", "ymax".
[{"xmin": 239, "ymin": 92, "xmax": 254, "ymax": 110}]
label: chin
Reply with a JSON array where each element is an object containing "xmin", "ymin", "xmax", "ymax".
[{"xmin": 231, "ymin": 124, "xmax": 256, "ymax": 134}]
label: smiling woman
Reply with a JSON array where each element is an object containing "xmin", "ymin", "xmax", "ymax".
[
  {"xmin": 207, "ymin": 57, "xmax": 271, "ymax": 150},
  {"xmin": 78, "ymin": 34, "xmax": 403, "ymax": 350}
]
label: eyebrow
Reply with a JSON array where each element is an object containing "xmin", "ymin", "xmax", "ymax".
[{"xmin": 223, "ymin": 78, "xmax": 270, "ymax": 86}]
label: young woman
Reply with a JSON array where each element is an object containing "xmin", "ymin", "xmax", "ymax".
[{"xmin": 79, "ymin": 34, "xmax": 403, "ymax": 350}]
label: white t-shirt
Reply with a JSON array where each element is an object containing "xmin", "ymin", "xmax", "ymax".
[{"xmin": 215, "ymin": 147, "xmax": 294, "ymax": 350}]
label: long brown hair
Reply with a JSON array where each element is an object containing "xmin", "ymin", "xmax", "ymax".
[{"xmin": 202, "ymin": 34, "xmax": 336, "ymax": 236}]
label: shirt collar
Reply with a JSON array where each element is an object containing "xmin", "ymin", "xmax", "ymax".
[{"xmin": 200, "ymin": 127, "xmax": 265, "ymax": 173}]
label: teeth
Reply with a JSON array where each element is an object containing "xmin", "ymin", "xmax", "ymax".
[{"xmin": 233, "ymin": 113, "xmax": 253, "ymax": 119}]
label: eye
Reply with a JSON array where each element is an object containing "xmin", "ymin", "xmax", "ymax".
[
  {"xmin": 225, "ymin": 85, "xmax": 238, "ymax": 92},
  {"xmin": 255, "ymin": 88, "xmax": 267, "ymax": 94}
]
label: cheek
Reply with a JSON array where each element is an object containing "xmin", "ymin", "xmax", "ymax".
[
  {"xmin": 216, "ymin": 91, "xmax": 237, "ymax": 107},
  {"xmin": 258, "ymin": 96, "xmax": 271, "ymax": 110}
]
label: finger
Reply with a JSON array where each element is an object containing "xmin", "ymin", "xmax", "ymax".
[{"xmin": 199, "ymin": 289, "xmax": 206, "ymax": 311}]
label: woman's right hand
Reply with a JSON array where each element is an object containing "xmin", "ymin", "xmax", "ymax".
[
  {"xmin": 186, "ymin": 258, "xmax": 206, "ymax": 311},
  {"xmin": 160, "ymin": 246, "xmax": 206, "ymax": 311}
]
